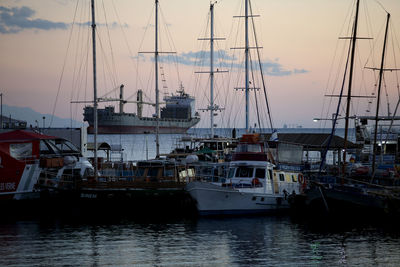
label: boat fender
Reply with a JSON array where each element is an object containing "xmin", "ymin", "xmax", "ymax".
[
  {"xmin": 298, "ymin": 174, "xmax": 305, "ymax": 184},
  {"xmin": 298, "ymin": 174, "xmax": 307, "ymax": 192},
  {"xmin": 283, "ymin": 189, "xmax": 288, "ymax": 200}
]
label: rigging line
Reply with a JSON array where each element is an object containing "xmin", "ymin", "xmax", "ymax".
[
  {"xmin": 352, "ymin": 42, "xmax": 365, "ymax": 116},
  {"xmin": 383, "ymin": 76, "xmax": 390, "ymax": 116},
  {"xmin": 102, "ymin": 0, "xmax": 118, "ymax": 88},
  {"xmin": 72, "ymin": 1, "xmax": 87, "ymax": 102},
  {"xmin": 390, "ymin": 22, "xmax": 400, "ymax": 97},
  {"xmin": 222, "ymin": 18, "xmax": 240, "ymax": 129},
  {"xmin": 96, "ymin": 29, "xmax": 121, "ymax": 96},
  {"xmin": 363, "ymin": 0, "xmax": 377, "ymax": 73},
  {"xmin": 222, "ymin": 0, "xmax": 242, "ymax": 129},
  {"xmin": 361, "ymin": 0, "xmax": 379, "ymax": 104},
  {"xmin": 231, "ymin": 52, "xmax": 244, "ymax": 129},
  {"xmin": 248, "ymin": 52, "xmax": 262, "ymax": 132},
  {"xmin": 249, "ymin": 0, "xmax": 273, "ymax": 131},
  {"xmin": 319, "ymin": 33, "xmax": 353, "ymax": 174},
  {"xmin": 111, "ymin": 0, "xmax": 137, "ymax": 78},
  {"xmin": 159, "ymin": 6, "xmax": 181, "ymax": 84},
  {"xmin": 73, "ymin": 45, "xmax": 89, "ymax": 124},
  {"xmin": 373, "ymin": 0, "xmax": 389, "ymax": 14},
  {"xmin": 321, "ymin": 0, "xmax": 355, "ymax": 126},
  {"xmin": 98, "ymin": 85, "xmax": 122, "ymax": 98},
  {"xmin": 385, "ymin": 98, "xmax": 400, "ymax": 141},
  {"xmin": 71, "ymin": 2, "xmax": 87, "ymax": 124},
  {"xmin": 321, "ymin": 30, "xmax": 348, "ymax": 129},
  {"xmin": 50, "ymin": 0, "xmax": 80, "ymax": 128},
  {"xmin": 136, "ymin": 4, "xmax": 155, "ymax": 93},
  {"xmin": 74, "ymin": 24, "xmax": 90, "ymax": 105},
  {"xmin": 192, "ymin": 8, "xmax": 209, "ymax": 100}
]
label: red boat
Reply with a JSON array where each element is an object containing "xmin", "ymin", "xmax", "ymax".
[{"xmin": 0, "ymin": 130, "xmax": 94, "ymax": 201}]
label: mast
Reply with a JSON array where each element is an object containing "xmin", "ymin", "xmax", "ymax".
[
  {"xmin": 119, "ymin": 84, "xmax": 124, "ymax": 113},
  {"xmin": 210, "ymin": 3, "xmax": 215, "ymax": 137},
  {"xmin": 245, "ymin": 0, "xmax": 250, "ymax": 132},
  {"xmin": 139, "ymin": 0, "xmax": 175, "ymax": 156},
  {"xmin": 91, "ymin": 0, "xmax": 98, "ymax": 179},
  {"xmin": 232, "ymin": 0, "xmax": 260, "ymax": 132},
  {"xmin": 372, "ymin": 13, "xmax": 390, "ymax": 176},
  {"xmin": 342, "ymin": 0, "xmax": 360, "ymax": 176},
  {"xmin": 155, "ymin": 0, "xmax": 160, "ymax": 158},
  {"xmin": 197, "ymin": 2, "xmax": 226, "ymax": 138}
]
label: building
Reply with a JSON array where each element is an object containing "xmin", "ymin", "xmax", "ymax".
[{"xmin": 0, "ymin": 115, "xmax": 27, "ymax": 129}]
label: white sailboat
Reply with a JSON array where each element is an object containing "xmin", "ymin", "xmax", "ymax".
[
  {"xmin": 187, "ymin": 1, "xmax": 304, "ymax": 215},
  {"xmin": 187, "ymin": 133, "xmax": 304, "ymax": 215}
]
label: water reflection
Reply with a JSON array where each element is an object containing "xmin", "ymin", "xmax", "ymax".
[{"xmin": 0, "ymin": 216, "xmax": 400, "ymax": 266}]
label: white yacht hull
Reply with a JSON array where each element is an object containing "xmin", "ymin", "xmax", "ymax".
[{"xmin": 186, "ymin": 181, "xmax": 290, "ymax": 215}]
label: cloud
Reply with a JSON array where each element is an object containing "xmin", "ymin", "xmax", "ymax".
[
  {"xmin": 0, "ymin": 6, "xmax": 128, "ymax": 34},
  {"xmin": 140, "ymin": 49, "xmax": 308, "ymax": 76},
  {"xmin": 0, "ymin": 6, "xmax": 68, "ymax": 34}
]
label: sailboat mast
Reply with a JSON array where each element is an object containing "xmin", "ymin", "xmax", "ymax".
[
  {"xmin": 91, "ymin": 0, "xmax": 98, "ymax": 179},
  {"xmin": 342, "ymin": 0, "xmax": 360, "ymax": 173},
  {"xmin": 245, "ymin": 0, "xmax": 250, "ymax": 132},
  {"xmin": 197, "ymin": 2, "xmax": 226, "ymax": 137},
  {"xmin": 210, "ymin": 3, "xmax": 215, "ymax": 138},
  {"xmin": 372, "ymin": 13, "xmax": 391, "ymax": 175},
  {"xmin": 155, "ymin": 0, "xmax": 160, "ymax": 158}
]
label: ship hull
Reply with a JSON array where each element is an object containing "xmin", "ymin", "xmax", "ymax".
[
  {"xmin": 186, "ymin": 181, "xmax": 290, "ymax": 216},
  {"xmin": 88, "ymin": 124, "xmax": 194, "ymax": 134},
  {"xmin": 86, "ymin": 114, "xmax": 200, "ymax": 134}
]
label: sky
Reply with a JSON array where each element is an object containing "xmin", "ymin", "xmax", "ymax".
[{"xmin": 0, "ymin": 0, "xmax": 400, "ymax": 129}]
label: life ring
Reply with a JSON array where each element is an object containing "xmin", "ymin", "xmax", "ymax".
[{"xmin": 252, "ymin": 178, "xmax": 261, "ymax": 187}]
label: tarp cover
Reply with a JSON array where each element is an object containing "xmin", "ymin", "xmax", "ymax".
[{"xmin": 277, "ymin": 142, "xmax": 303, "ymax": 164}]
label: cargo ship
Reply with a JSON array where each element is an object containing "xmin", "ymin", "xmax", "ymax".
[{"xmin": 83, "ymin": 85, "xmax": 200, "ymax": 134}]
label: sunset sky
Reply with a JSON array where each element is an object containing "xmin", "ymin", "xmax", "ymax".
[{"xmin": 0, "ymin": 0, "xmax": 399, "ymax": 129}]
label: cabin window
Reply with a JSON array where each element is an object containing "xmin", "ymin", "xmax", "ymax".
[
  {"xmin": 218, "ymin": 142, "xmax": 223, "ymax": 150},
  {"xmin": 187, "ymin": 168, "xmax": 195, "ymax": 178},
  {"xmin": 54, "ymin": 140, "xmax": 80, "ymax": 155},
  {"xmin": 135, "ymin": 167, "xmax": 145, "ymax": 177},
  {"xmin": 147, "ymin": 168, "xmax": 159, "ymax": 177},
  {"xmin": 179, "ymin": 170, "xmax": 187, "ymax": 179},
  {"xmin": 291, "ymin": 175, "xmax": 297, "ymax": 182},
  {"xmin": 236, "ymin": 144, "xmax": 261, "ymax": 153},
  {"xmin": 40, "ymin": 140, "xmax": 59, "ymax": 155},
  {"xmin": 236, "ymin": 167, "xmax": 253, "ymax": 178},
  {"xmin": 228, "ymin": 168, "xmax": 235, "ymax": 178},
  {"xmin": 83, "ymin": 168, "xmax": 94, "ymax": 179},
  {"xmin": 279, "ymin": 173, "xmax": 285, "ymax": 181},
  {"xmin": 268, "ymin": 170, "xmax": 273, "ymax": 180},
  {"xmin": 164, "ymin": 168, "xmax": 175, "ymax": 177},
  {"xmin": 205, "ymin": 142, "xmax": 217, "ymax": 150},
  {"xmin": 9, "ymin": 143, "xmax": 32, "ymax": 160},
  {"xmin": 255, "ymin": 168, "xmax": 266, "ymax": 179}
]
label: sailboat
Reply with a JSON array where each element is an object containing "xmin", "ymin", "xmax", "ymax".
[
  {"xmin": 186, "ymin": 0, "xmax": 304, "ymax": 215},
  {"xmin": 83, "ymin": 0, "xmax": 200, "ymax": 135},
  {"xmin": 70, "ymin": 0, "xmax": 198, "ymax": 213},
  {"xmin": 301, "ymin": 0, "xmax": 400, "ymax": 216}
]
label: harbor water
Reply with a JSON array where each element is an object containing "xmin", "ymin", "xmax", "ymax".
[
  {"xmin": 1, "ymin": 216, "xmax": 400, "ymax": 266},
  {"xmin": 4, "ymin": 127, "xmax": 396, "ymax": 266}
]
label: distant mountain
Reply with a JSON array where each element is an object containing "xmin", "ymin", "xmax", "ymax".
[{"xmin": 1, "ymin": 105, "xmax": 84, "ymax": 128}]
